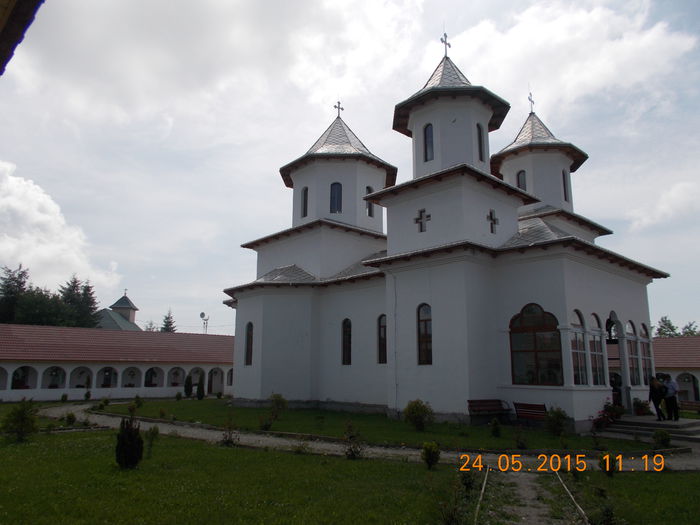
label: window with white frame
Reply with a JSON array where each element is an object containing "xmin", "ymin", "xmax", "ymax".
[
  {"xmin": 571, "ymin": 310, "xmax": 587, "ymax": 385},
  {"xmin": 589, "ymin": 313, "xmax": 605, "ymax": 385}
]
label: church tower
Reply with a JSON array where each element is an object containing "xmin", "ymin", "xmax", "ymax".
[
  {"xmin": 392, "ymin": 43, "xmax": 509, "ymax": 178},
  {"xmin": 279, "ymin": 111, "xmax": 397, "ymax": 233},
  {"xmin": 490, "ymin": 111, "xmax": 588, "ymax": 213}
]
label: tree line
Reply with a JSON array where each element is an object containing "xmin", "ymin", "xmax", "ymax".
[{"xmin": 655, "ymin": 316, "xmax": 698, "ymax": 338}]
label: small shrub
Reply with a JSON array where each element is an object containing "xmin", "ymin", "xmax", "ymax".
[
  {"xmin": 489, "ymin": 418, "xmax": 501, "ymax": 437},
  {"xmin": 221, "ymin": 414, "xmax": 239, "ymax": 447},
  {"xmin": 259, "ymin": 416, "xmax": 272, "ymax": 431},
  {"xmin": 421, "ymin": 441, "xmax": 440, "ymax": 470},
  {"xmin": 65, "ymin": 412, "xmax": 77, "ymax": 426},
  {"xmin": 159, "ymin": 408, "xmax": 166, "ymax": 419},
  {"xmin": 134, "ymin": 395, "xmax": 143, "ymax": 409},
  {"xmin": 84, "ymin": 390, "xmax": 91, "ymax": 401},
  {"xmin": 590, "ymin": 504, "xmax": 628, "ymax": 525},
  {"xmin": 404, "ymin": 399, "xmax": 434, "ymax": 431},
  {"xmin": 545, "ymin": 407, "xmax": 568, "ymax": 436},
  {"xmin": 216, "ymin": 391, "xmax": 223, "ymax": 399},
  {"xmin": 93, "ymin": 403, "xmax": 104, "ymax": 411},
  {"xmin": 437, "ymin": 489, "xmax": 463, "ymax": 525},
  {"xmin": 101, "ymin": 397, "xmax": 110, "ymax": 407},
  {"xmin": 514, "ymin": 426, "xmax": 527, "ymax": 449},
  {"xmin": 175, "ymin": 391, "xmax": 182, "ymax": 401},
  {"xmin": 60, "ymin": 393, "xmax": 68, "ymax": 403},
  {"xmin": 1, "ymin": 398, "xmax": 38, "ymax": 442},
  {"xmin": 144, "ymin": 426, "xmax": 159, "ymax": 459},
  {"xmin": 127, "ymin": 403, "xmax": 136, "ymax": 416},
  {"xmin": 196, "ymin": 373, "xmax": 205, "ymax": 400},
  {"xmin": 459, "ymin": 470, "xmax": 477, "ymax": 494},
  {"xmin": 115, "ymin": 417, "xmax": 144, "ymax": 469},
  {"xmin": 269, "ymin": 393, "xmax": 288, "ymax": 421},
  {"xmin": 599, "ymin": 454, "xmax": 618, "ymax": 477},
  {"xmin": 343, "ymin": 420, "xmax": 365, "ymax": 460},
  {"xmin": 184, "ymin": 375, "xmax": 193, "ymax": 398},
  {"xmin": 652, "ymin": 429, "xmax": 671, "ymax": 449}
]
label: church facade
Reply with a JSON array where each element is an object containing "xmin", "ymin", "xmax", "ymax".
[{"xmin": 223, "ymin": 53, "xmax": 667, "ymax": 430}]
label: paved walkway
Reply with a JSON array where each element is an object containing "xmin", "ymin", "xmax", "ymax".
[{"xmin": 38, "ymin": 404, "xmax": 700, "ymax": 471}]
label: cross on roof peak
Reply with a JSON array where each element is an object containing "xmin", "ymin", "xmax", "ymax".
[
  {"xmin": 334, "ymin": 100, "xmax": 344, "ymax": 118},
  {"xmin": 440, "ymin": 32, "xmax": 451, "ymax": 57},
  {"xmin": 528, "ymin": 92, "xmax": 535, "ymax": 113}
]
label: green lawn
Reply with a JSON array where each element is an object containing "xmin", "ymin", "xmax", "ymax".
[
  {"xmin": 103, "ymin": 398, "xmax": 647, "ymax": 452},
  {"xmin": 0, "ymin": 400, "xmax": 68, "ymax": 429},
  {"xmin": 0, "ymin": 431, "xmax": 456, "ymax": 524},
  {"xmin": 680, "ymin": 410, "xmax": 700, "ymax": 419}
]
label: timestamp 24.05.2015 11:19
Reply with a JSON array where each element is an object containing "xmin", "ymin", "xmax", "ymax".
[{"xmin": 459, "ymin": 453, "xmax": 665, "ymax": 472}]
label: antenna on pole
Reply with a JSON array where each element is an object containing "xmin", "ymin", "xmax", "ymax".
[{"xmin": 200, "ymin": 312, "xmax": 209, "ymax": 334}]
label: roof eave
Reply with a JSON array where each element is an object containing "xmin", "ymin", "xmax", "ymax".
[
  {"xmin": 491, "ymin": 143, "xmax": 589, "ymax": 173},
  {"xmin": 279, "ymin": 153, "xmax": 398, "ymax": 189}
]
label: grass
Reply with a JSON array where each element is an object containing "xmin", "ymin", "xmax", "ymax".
[
  {"xmin": 0, "ymin": 430, "xmax": 456, "ymax": 524},
  {"xmin": 103, "ymin": 398, "xmax": 647, "ymax": 452},
  {"xmin": 542, "ymin": 470, "xmax": 700, "ymax": 525},
  {"xmin": 0, "ymin": 400, "xmax": 68, "ymax": 429},
  {"xmin": 680, "ymin": 410, "xmax": 700, "ymax": 419}
]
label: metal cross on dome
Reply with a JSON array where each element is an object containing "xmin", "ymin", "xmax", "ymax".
[
  {"xmin": 334, "ymin": 100, "xmax": 344, "ymax": 118},
  {"xmin": 487, "ymin": 209, "xmax": 499, "ymax": 234},
  {"xmin": 528, "ymin": 92, "xmax": 535, "ymax": 113},
  {"xmin": 441, "ymin": 32, "xmax": 451, "ymax": 57},
  {"xmin": 414, "ymin": 209, "xmax": 431, "ymax": 232}
]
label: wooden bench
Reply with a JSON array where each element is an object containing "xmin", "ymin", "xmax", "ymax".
[
  {"xmin": 680, "ymin": 400, "xmax": 700, "ymax": 413},
  {"xmin": 513, "ymin": 402, "xmax": 547, "ymax": 423},
  {"xmin": 468, "ymin": 399, "xmax": 511, "ymax": 416}
]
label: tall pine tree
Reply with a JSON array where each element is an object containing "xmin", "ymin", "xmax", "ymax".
[
  {"xmin": 161, "ymin": 309, "xmax": 176, "ymax": 332},
  {"xmin": 0, "ymin": 265, "xmax": 29, "ymax": 323}
]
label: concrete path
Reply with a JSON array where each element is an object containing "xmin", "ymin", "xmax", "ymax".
[{"xmin": 38, "ymin": 404, "xmax": 700, "ymax": 471}]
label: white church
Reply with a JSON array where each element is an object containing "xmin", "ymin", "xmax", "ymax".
[{"xmin": 223, "ymin": 49, "xmax": 667, "ymax": 430}]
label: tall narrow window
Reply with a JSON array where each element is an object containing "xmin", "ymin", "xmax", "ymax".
[
  {"xmin": 589, "ymin": 314, "xmax": 605, "ymax": 385},
  {"xmin": 366, "ymin": 186, "xmax": 374, "ymax": 217},
  {"xmin": 377, "ymin": 314, "xmax": 387, "ymax": 364},
  {"xmin": 301, "ymin": 187, "xmax": 308, "ymax": 218},
  {"xmin": 244, "ymin": 322, "xmax": 253, "ymax": 366},
  {"xmin": 476, "ymin": 123, "xmax": 485, "ymax": 162},
  {"xmin": 417, "ymin": 303, "xmax": 432, "ymax": 365},
  {"xmin": 571, "ymin": 310, "xmax": 587, "ymax": 385},
  {"xmin": 510, "ymin": 303, "xmax": 563, "ymax": 385},
  {"xmin": 640, "ymin": 324, "xmax": 651, "ymax": 385},
  {"xmin": 330, "ymin": 182, "xmax": 342, "ymax": 213},
  {"xmin": 562, "ymin": 170, "xmax": 569, "ymax": 202},
  {"xmin": 626, "ymin": 321, "xmax": 640, "ymax": 386},
  {"xmin": 423, "ymin": 124, "xmax": 434, "ymax": 162},
  {"xmin": 342, "ymin": 318, "xmax": 352, "ymax": 365},
  {"xmin": 516, "ymin": 170, "xmax": 527, "ymax": 191}
]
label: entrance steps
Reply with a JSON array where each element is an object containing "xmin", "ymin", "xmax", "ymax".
[{"xmin": 606, "ymin": 415, "xmax": 700, "ymax": 443}]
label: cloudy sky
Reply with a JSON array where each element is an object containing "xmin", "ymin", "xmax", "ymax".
[{"xmin": 1, "ymin": 0, "xmax": 699, "ymax": 335}]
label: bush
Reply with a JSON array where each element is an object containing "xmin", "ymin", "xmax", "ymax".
[
  {"xmin": 590, "ymin": 504, "xmax": 628, "ymax": 525},
  {"xmin": 404, "ymin": 399, "xmax": 434, "ymax": 431},
  {"xmin": 115, "ymin": 417, "xmax": 144, "ymax": 469},
  {"xmin": 343, "ymin": 420, "xmax": 364, "ymax": 460},
  {"xmin": 489, "ymin": 418, "xmax": 501, "ymax": 438},
  {"xmin": 221, "ymin": 414, "xmax": 239, "ymax": 447},
  {"xmin": 269, "ymin": 393, "xmax": 288, "ymax": 421},
  {"xmin": 259, "ymin": 416, "xmax": 272, "ymax": 431},
  {"xmin": 84, "ymin": 390, "xmax": 91, "ymax": 401},
  {"xmin": 60, "ymin": 393, "xmax": 68, "ymax": 403},
  {"xmin": 184, "ymin": 375, "xmax": 193, "ymax": 398},
  {"xmin": 652, "ymin": 429, "xmax": 671, "ymax": 449},
  {"xmin": 134, "ymin": 395, "xmax": 143, "ymax": 409},
  {"xmin": 599, "ymin": 454, "xmax": 618, "ymax": 478},
  {"xmin": 459, "ymin": 470, "xmax": 477, "ymax": 494},
  {"xmin": 196, "ymin": 373, "xmax": 205, "ymax": 400},
  {"xmin": 159, "ymin": 408, "xmax": 166, "ymax": 419},
  {"xmin": 45, "ymin": 422, "xmax": 56, "ymax": 433},
  {"xmin": 175, "ymin": 391, "xmax": 182, "ymax": 401},
  {"xmin": 127, "ymin": 403, "xmax": 136, "ymax": 416},
  {"xmin": 216, "ymin": 392, "xmax": 223, "ymax": 399},
  {"xmin": 144, "ymin": 426, "xmax": 159, "ymax": 459},
  {"xmin": 421, "ymin": 441, "xmax": 440, "ymax": 469},
  {"xmin": 1, "ymin": 398, "xmax": 38, "ymax": 442},
  {"xmin": 65, "ymin": 412, "xmax": 77, "ymax": 426},
  {"xmin": 545, "ymin": 407, "xmax": 568, "ymax": 436},
  {"xmin": 101, "ymin": 397, "xmax": 110, "ymax": 407}
]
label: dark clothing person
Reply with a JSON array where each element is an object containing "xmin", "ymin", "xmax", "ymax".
[
  {"xmin": 664, "ymin": 377, "xmax": 680, "ymax": 421},
  {"xmin": 649, "ymin": 377, "xmax": 666, "ymax": 421}
]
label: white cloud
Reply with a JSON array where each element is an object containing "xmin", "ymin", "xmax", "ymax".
[
  {"xmin": 627, "ymin": 181, "xmax": 700, "ymax": 231},
  {"xmin": 0, "ymin": 161, "xmax": 120, "ymax": 291}
]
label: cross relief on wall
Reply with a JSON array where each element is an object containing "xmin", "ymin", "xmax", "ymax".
[
  {"xmin": 414, "ymin": 209, "xmax": 431, "ymax": 232},
  {"xmin": 487, "ymin": 209, "xmax": 499, "ymax": 233}
]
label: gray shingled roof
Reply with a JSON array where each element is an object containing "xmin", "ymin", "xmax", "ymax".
[
  {"xmin": 518, "ymin": 205, "xmax": 612, "ymax": 236},
  {"xmin": 280, "ymin": 117, "xmax": 397, "ymax": 188},
  {"xmin": 109, "ymin": 295, "xmax": 138, "ymax": 311},
  {"xmin": 491, "ymin": 112, "xmax": 588, "ymax": 172},
  {"xmin": 97, "ymin": 309, "xmax": 142, "ymax": 331},
  {"xmin": 255, "ymin": 265, "xmax": 317, "ymax": 284},
  {"xmin": 500, "ymin": 217, "xmax": 571, "ymax": 249},
  {"xmin": 420, "ymin": 56, "xmax": 471, "ymax": 91}
]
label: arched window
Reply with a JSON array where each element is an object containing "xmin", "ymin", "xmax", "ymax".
[
  {"xmin": 330, "ymin": 183, "xmax": 342, "ymax": 213},
  {"xmin": 516, "ymin": 170, "xmax": 527, "ymax": 191},
  {"xmin": 366, "ymin": 186, "xmax": 374, "ymax": 217},
  {"xmin": 476, "ymin": 123, "xmax": 485, "ymax": 162},
  {"xmin": 423, "ymin": 124, "xmax": 434, "ymax": 162},
  {"xmin": 417, "ymin": 303, "xmax": 432, "ymax": 365},
  {"xmin": 342, "ymin": 318, "xmax": 352, "ymax": 365},
  {"xmin": 377, "ymin": 314, "xmax": 387, "ymax": 364},
  {"xmin": 589, "ymin": 314, "xmax": 605, "ymax": 386},
  {"xmin": 571, "ymin": 310, "xmax": 587, "ymax": 385},
  {"xmin": 301, "ymin": 187, "xmax": 308, "ymax": 218},
  {"xmin": 640, "ymin": 323, "xmax": 652, "ymax": 386},
  {"xmin": 626, "ymin": 321, "xmax": 640, "ymax": 386},
  {"xmin": 510, "ymin": 303, "xmax": 563, "ymax": 385},
  {"xmin": 245, "ymin": 322, "xmax": 253, "ymax": 366},
  {"xmin": 562, "ymin": 170, "xmax": 569, "ymax": 202}
]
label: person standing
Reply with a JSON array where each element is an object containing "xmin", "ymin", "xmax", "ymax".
[
  {"xmin": 664, "ymin": 375, "xmax": 680, "ymax": 421},
  {"xmin": 649, "ymin": 377, "xmax": 667, "ymax": 421}
]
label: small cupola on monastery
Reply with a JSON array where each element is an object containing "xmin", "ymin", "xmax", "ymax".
[
  {"xmin": 393, "ymin": 38, "xmax": 510, "ymax": 179},
  {"xmin": 491, "ymin": 110, "xmax": 588, "ymax": 213},
  {"xmin": 110, "ymin": 292, "xmax": 139, "ymax": 323},
  {"xmin": 279, "ymin": 108, "xmax": 397, "ymax": 233}
]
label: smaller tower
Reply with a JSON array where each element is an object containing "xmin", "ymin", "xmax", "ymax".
[
  {"xmin": 110, "ymin": 292, "xmax": 139, "ymax": 323},
  {"xmin": 491, "ymin": 111, "xmax": 588, "ymax": 213},
  {"xmin": 279, "ymin": 112, "xmax": 396, "ymax": 233}
]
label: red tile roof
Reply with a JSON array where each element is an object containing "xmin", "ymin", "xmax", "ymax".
[
  {"xmin": 652, "ymin": 336, "xmax": 700, "ymax": 369},
  {"xmin": 0, "ymin": 324, "xmax": 233, "ymax": 365}
]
